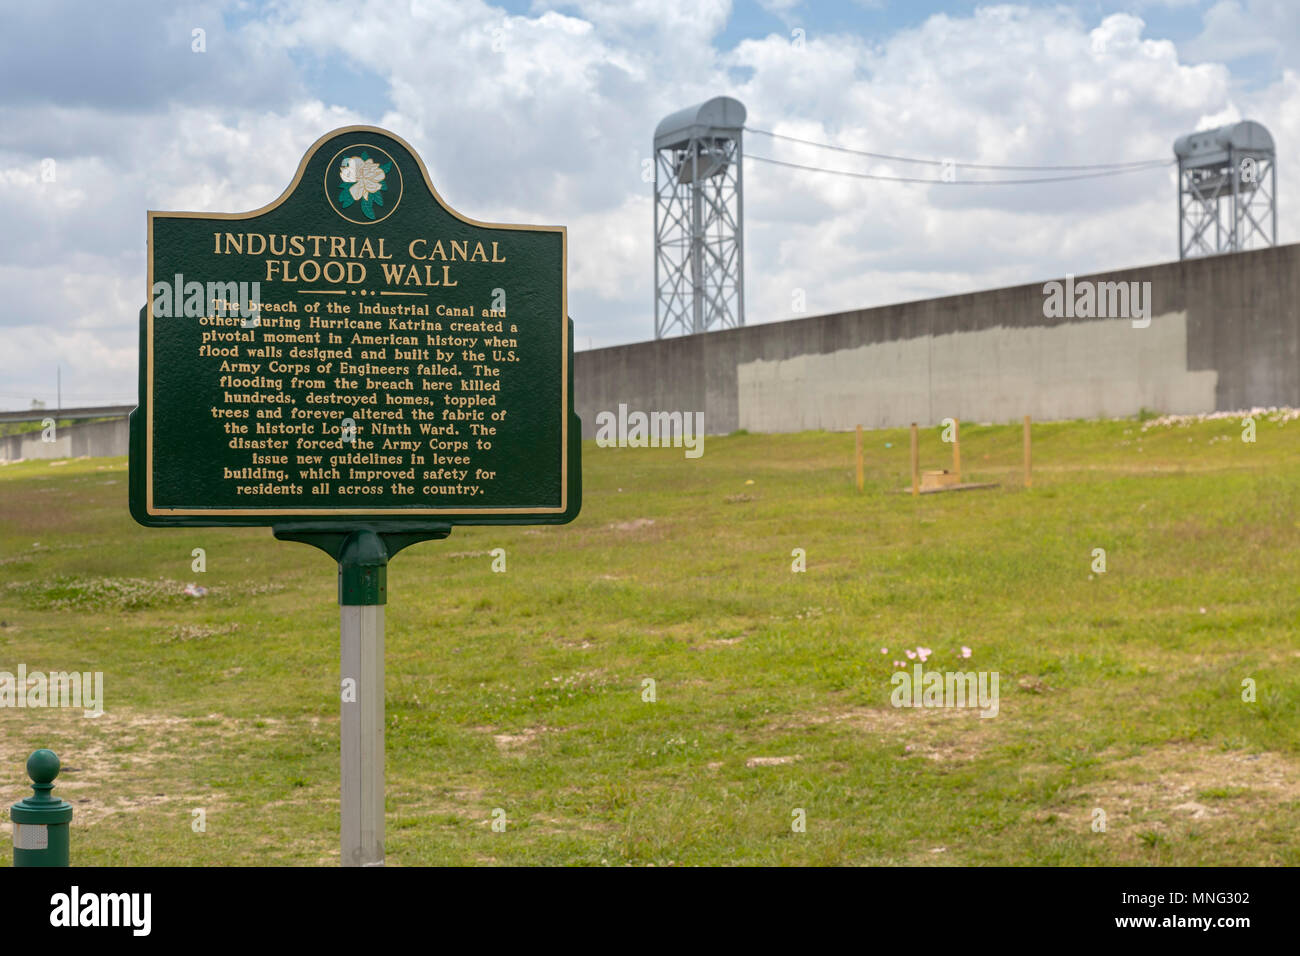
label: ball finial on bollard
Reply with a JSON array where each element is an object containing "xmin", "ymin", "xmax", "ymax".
[{"xmin": 27, "ymin": 749, "xmax": 60, "ymax": 788}]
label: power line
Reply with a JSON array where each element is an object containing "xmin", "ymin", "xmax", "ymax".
[
  {"xmin": 745, "ymin": 151, "xmax": 1175, "ymax": 185},
  {"xmin": 744, "ymin": 125, "xmax": 1171, "ymax": 172}
]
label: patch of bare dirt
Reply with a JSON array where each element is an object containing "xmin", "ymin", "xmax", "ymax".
[
  {"xmin": 477, "ymin": 724, "xmax": 555, "ymax": 753},
  {"xmin": 777, "ymin": 703, "xmax": 1002, "ymax": 763},
  {"xmin": 608, "ymin": 518, "xmax": 655, "ymax": 532},
  {"xmin": 1053, "ymin": 743, "xmax": 1300, "ymax": 832},
  {"xmin": 695, "ymin": 634, "xmax": 747, "ymax": 649},
  {"xmin": 746, "ymin": 755, "xmax": 801, "ymax": 767},
  {"xmin": 0, "ymin": 708, "xmax": 318, "ymax": 827}
]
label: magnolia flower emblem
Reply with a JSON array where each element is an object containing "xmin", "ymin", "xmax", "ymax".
[
  {"xmin": 334, "ymin": 150, "xmax": 392, "ymax": 220},
  {"xmin": 340, "ymin": 156, "xmax": 384, "ymax": 201}
]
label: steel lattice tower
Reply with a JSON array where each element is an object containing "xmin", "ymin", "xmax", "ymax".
[
  {"xmin": 1175, "ymin": 121, "xmax": 1276, "ymax": 259},
  {"xmin": 653, "ymin": 97, "xmax": 746, "ymax": 338}
]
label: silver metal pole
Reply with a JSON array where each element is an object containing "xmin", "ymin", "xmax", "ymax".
[
  {"xmin": 1231, "ymin": 149, "xmax": 1240, "ymax": 252},
  {"xmin": 1177, "ymin": 164, "xmax": 1184, "ymax": 259},
  {"xmin": 691, "ymin": 140, "xmax": 703, "ymax": 334},
  {"xmin": 653, "ymin": 149, "xmax": 662, "ymax": 339},
  {"xmin": 734, "ymin": 133, "xmax": 745, "ymax": 328},
  {"xmin": 340, "ymin": 603, "xmax": 384, "ymax": 867}
]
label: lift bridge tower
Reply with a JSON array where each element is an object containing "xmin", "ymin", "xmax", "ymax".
[
  {"xmin": 654, "ymin": 97, "xmax": 746, "ymax": 338},
  {"xmin": 1176, "ymin": 120, "xmax": 1276, "ymax": 259}
]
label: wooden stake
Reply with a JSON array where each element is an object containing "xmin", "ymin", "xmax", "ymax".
[
  {"xmin": 910, "ymin": 423, "xmax": 919, "ymax": 497},
  {"xmin": 952, "ymin": 418, "xmax": 961, "ymax": 484},
  {"xmin": 855, "ymin": 425, "xmax": 864, "ymax": 493},
  {"xmin": 1023, "ymin": 415, "xmax": 1032, "ymax": 488}
]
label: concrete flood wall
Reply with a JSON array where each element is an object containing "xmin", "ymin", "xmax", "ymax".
[
  {"xmin": 2, "ymin": 246, "xmax": 1294, "ymax": 458},
  {"xmin": 0, "ymin": 417, "xmax": 129, "ymax": 462},
  {"xmin": 575, "ymin": 244, "xmax": 1300, "ymax": 434}
]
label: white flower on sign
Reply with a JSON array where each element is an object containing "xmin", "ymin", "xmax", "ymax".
[
  {"xmin": 332, "ymin": 148, "xmax": 393, "ymax": 220},
  {"xmin": 339, "ymin": 156, "xmax": 386, "ymax": 202}
]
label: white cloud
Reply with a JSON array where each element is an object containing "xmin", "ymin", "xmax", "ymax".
[
  {"xmin": 0, "ymin": 1, "xmax": 1296, "ymax": 408},
  {"xmin": 1185, "ymin": 0, "xmax": 1300, "ymax": 69}
]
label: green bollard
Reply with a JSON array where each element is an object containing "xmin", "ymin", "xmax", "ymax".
[{"xmin": 11, "ymin": 749, "xmax": 73, "ymax": 867}]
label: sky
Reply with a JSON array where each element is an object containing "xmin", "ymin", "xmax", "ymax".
[{"xmin": 1, "ymin": 0, "xmax": 1296, "ymax": 410}]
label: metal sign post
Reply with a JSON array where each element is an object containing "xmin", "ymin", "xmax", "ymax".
[
  {"xmin": 341, "ymin": 594, "xmax": 385, "ymax": 866},
  {"xmin": 275, "ymin": 525, "xmax": 450, "ymax": 866},
  {"xmin": 338, "ymin": 531, "xmax": 387, "ymax": 867}
]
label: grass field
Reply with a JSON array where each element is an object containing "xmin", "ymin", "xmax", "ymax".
[{"xmin": 1, "ymin": 413, "xmax": 1298, "ymax": 866}]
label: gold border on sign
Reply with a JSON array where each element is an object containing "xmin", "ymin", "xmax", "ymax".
[
  {"xmin": 145, "ymin": 125, "xmax": 568, "ymax": 517},
  {"xmin": 323, "ymin": 143, "xmax": 403, "ymax": 225}
]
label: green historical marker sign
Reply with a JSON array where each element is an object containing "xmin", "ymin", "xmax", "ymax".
[
  {"xmin": 129, "ymin": 126, "xmax": 580, "ymax": 867},
  {"xmin": 130, "ymin": 125, "xmax": 580, "ymax": 528}
]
